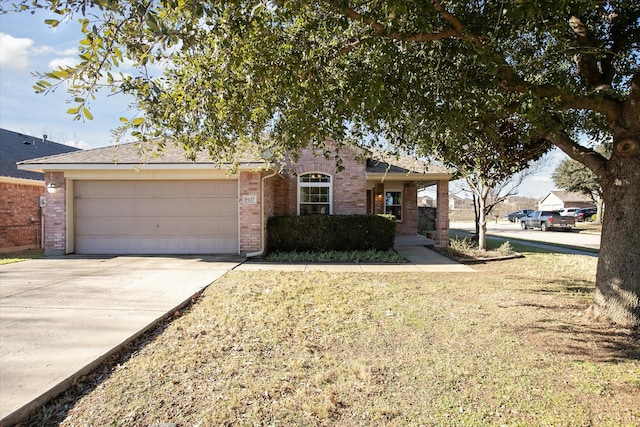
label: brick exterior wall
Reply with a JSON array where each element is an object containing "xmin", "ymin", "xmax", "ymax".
[
  {"xmin": 276, "ymin": 144, "xmax": 368, "ymax": 216},
  {"xmin": 435, "ymin": 179, "xmax": 450, "ymax": 247},
  {"xmin": 43, "ymin": 172, "xmax": 67, "ymax": 255},
  {"xmin": 395, "ymin": 182, "xmax": 418, "ymax": 235},
  {"xmin": 0, "ymin": 180, "xmax": 44, "ymax": 252},
  {"xmin": 37, "ymin": 144, "xmax": 446, "ymax": 255},
  {"xmin": 238, "ymin": 171, "xmax": 262, "ymax": 253}
]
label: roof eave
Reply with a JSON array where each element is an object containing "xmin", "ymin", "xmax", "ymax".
[
  {"xmin": 17, "ymin": 162, "xmax": 272, "ymax": 173},
  {"xmin": 366, "ymin": 172, "xmax": 454, "ymax": 182}
]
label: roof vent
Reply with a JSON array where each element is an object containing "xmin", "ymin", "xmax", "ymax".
[{"xmin": 23, "ymin": 141, "xmax": 31, "ymax": 145}]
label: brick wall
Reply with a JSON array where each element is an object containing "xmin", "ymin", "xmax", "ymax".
[
  {"xmin": 395, "ymin": 182, "xmax": 418, "ymax": 235},
  {"xmin": 238, "ymin": 171, "xmax": 262, "ymax": 253},
  {"xmin": 43, "ymin": 172, "xmax": 66, "ymax": 255},
  {"xmin": 273, "ymin": 175, "xmax": 291, "ymax": 216},
  {"xmin": 435, "ymin": 179, "xmax": 450, "ymax": 247},
  {"xmin": 283, "ymin": 143, "xmax": 368, "ymax": 215},
  {"xmin": 0, "ymin": 180, "xmax": 44, "ymax": 251}
]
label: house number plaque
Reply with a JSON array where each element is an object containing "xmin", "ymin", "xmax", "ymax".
[{"xmin": 242, "ymin": 195, "xmax": 257, "ymax": 205}]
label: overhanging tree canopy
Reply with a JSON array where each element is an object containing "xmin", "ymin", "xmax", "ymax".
[{"xmin": 4, "ymin": 0, "xmax": 639, "ymax": 326}]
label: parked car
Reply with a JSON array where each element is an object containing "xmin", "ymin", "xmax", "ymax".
[
  {"xmin": 505, "ymin": 209, "xmax": 534, "ymax": 222},
  {"xmin": 558, "ymin": 207, "xmax": 582, "ymax": 217},
  {"xmin": 575, "ymin": 207, "xmax": 597, "ymax": 222},
  {"xmin": 521, "ymin": 210, "xmax": 575, "ymax": 231}
]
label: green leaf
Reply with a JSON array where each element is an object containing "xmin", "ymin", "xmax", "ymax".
[
  {"xmin": 66, "ymin": 107, "xmax": 80, "ymax": 115},
  {"xmin": 132, "ymin": 117, "xmax": 145, "ymax": 126},
  {"xmin": 44, "ymin": 19, "xmax": 59, "ymax": 27},
  {"xmin": 82, "ymin": 108, "xmax": 94, "ymax": 120}
]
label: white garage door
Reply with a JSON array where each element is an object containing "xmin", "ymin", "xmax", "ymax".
[{"xmin": 74, "ymin": 180, "xmax": 238, "ymax": 254}]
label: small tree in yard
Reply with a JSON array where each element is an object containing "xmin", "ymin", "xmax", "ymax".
[
  {"xmin": 462, "ymin": 160, "xmax": 545, "ymax": 251},
  {"xmin": 435, "ymin": 119, "xmax": 550, "ymax": 251},
  {"xmin": 5, "ymin": 1, "xmax": 639, "ymax": 326},
  {"xmin": 552, "ymin": 146, "xmax": 609, "ymax": 223}
]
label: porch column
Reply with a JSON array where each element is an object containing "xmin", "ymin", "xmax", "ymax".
[{"xmin": 435, "ymin": 180, "xmax": 450, "ymax": 247}]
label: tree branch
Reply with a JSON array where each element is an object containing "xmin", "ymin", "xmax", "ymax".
[
  {"xmin": 496, "ymin": 61, "xmax": 620, "ymax": 120},
  {"xmin": 545, "ymin": 129, "xmax": 608, "ymax": 180},
  {"xmin": 329, "ymin": 1, "xmax": 461, "ymax": 42},
  {"xmin": 331, "ymin": 2, "xmax": 621, "ymax": 120},
  {"xmin": 430, "ymin": 0, "xmax": 485, "ymax": 48},
  {"xmin": 569, "ymin": 15, "xmax": 605, "ymax": 90}
]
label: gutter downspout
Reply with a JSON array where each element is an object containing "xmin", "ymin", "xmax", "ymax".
[{"xmin": 246, "ymin": 169, "xmax": 279, "ymax": 258}]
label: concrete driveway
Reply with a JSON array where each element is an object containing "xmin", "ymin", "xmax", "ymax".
[{"xmin": 0, "ymin": 255, "xmax": 243, "ymax": 426}]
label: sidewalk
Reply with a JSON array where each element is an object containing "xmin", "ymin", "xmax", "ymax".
[{"xmin": 235, "ymin": 236, "xmax": 476, "ymax": 273}]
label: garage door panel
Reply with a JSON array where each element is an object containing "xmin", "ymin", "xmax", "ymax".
[{"xmin": 74, "ymin": 180, "xmax": 238, "ymax": 254}]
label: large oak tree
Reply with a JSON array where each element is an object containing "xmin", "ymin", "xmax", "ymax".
[{"xmin": 5, "ymin": 1, "xmax": 639, "ymax": 326}]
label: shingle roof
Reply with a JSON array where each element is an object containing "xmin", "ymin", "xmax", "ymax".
[
  {"xmin": 365, "ymin": 150, "xmax": 452, "ymax": 176},
  {"xmin": 18, "ymin": 138, "xmax": 454, "ymax": 178},
  {"xmin": 549, "ymin": 190, "xmax": 592, "ymax": 203},
  {"xmin": 0, "ymin": 128, "xmax": 81, "ymax": 180},
  {"xmin": 365, "ymin": 158, "xmax": 451, "ymax": 175},
  {"xmin": 18, "ymin": 140, "xmax": 264, "ymax": 166}
]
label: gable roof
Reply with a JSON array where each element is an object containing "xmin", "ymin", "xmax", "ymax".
[
  {"xmin": 18, "ymin": 140, "xmax": 268, "ymax": 172},
  {"xmin": 18, "ymin": 139, "xmax": 454, "ymax": 181},
  {"xmin": 540, "ymin": 190, "xmax": 592, "ymax": 204},
  {"xmin": 1, "ymin": 128, "xmax": 81, "ymax": 181}
]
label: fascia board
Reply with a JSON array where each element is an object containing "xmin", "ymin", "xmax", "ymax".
[
  {"xmin": 17, "ymin": 162, "xmax": 270, "ymax": 173},
  {"xmin": 366, "ymin": 172, "xmax": 454, "ymax": 182}
]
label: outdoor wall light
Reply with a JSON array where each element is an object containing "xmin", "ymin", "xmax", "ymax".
[{"xmin": 46, "ymin": 183, "xmax": 57, "ymax": 194}]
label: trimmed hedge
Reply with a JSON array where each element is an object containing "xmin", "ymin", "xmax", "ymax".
[{"xmin": 267, "ymin": 214, "xmax": 396, "ymax": 253}]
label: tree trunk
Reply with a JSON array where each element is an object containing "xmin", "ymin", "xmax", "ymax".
[
  {"xmin": 592, "ymin": 154, "xmax": 640, "ymax": 327},
  {"xmin": 595, "ymin": 195, "xmax": 604, "ymax": 224},
  {"xmin": 477, "ymin": 187, "xmax": 489, "ymax": 251},
  {"xmin": 473, "ymin": 193, "xmax": 480, "ymax": 239}
]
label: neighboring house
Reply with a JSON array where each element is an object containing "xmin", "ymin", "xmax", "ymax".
[
  {"xmin": 449, "ymin": 194, "xmax": 474, "ymax": 211},
  {"xmin": 418, "ymin": 195, "xmax": 435, "ymax": 207},
  {"xmin": 18, "ymin": 140, "xmax": 453, "ymax": 256},
  {"xmin": 0, "ymin": 129, "xmax": 80, "ymax": 252},
  {"xmin": 538, "ymin": 190, "xmax": 593, "ymax": 211}
]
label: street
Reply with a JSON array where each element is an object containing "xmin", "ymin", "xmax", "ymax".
[{"xmin": 450, "ymin": 220, "xmax": 601, "ymax": 251}]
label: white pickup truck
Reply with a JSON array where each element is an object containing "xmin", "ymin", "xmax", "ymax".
[{"xmin": 520, "ymin": 210, "xmax": 575, "ymax": 231}]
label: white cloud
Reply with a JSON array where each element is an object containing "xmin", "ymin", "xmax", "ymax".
[
  {"xmin": 32, "ymin": 45, "xmax": 78, "ymax": 56},
  {"xmin": 48, "ymin": 56, "xmax": 80, "ymax": 69},
  {"xmin": 0, "ymin": 32, "xmax": 34, "ymax": 71},
  {"xmin": 64, "ymin": 139, "xmax": 91, "ymax": 149},
  {"xmin": 531, "ymin": 175, "xmax": 552, "ymax": 182}
]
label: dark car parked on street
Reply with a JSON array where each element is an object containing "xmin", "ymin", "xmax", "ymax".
[
  {"xmin": 575, "ymin": 207, "xmax": 597, "ymax": 222},
  {"xmin": 505, "ymin": 209, "xmax": 534, "ymax": 222}
]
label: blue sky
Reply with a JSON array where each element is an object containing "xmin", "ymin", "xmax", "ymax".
[
  {"xmin": 0, "ymin": 8, "xmax": 133, "ymax": 149},
  {"xmin": 0, "ymin": 8, "xmax": 566, "ymax": 198}
]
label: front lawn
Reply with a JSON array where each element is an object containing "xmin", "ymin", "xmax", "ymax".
[{"xmin": 25, "ymin": 249, "xmax": 639, "ymax": 426}]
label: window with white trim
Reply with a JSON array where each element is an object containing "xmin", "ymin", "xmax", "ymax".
[
  {"xmin": 299, "ymin": 173, "xmax": 332, "ymax": 215},
  {"xmin": 385, "ymin": 191, "xmax": 402, "ymax": 221}
]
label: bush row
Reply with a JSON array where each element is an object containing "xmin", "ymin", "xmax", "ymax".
[{"xmin": 267, "ymin": 214, "xmax": 396, "ymax": 253}]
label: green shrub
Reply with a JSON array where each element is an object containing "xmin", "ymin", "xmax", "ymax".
[
  {"xmin": 496, "ymin": 241, "xmax": 514, "ymax": 256},
  {"xmin": 267, "ymin": 214, "xmax": 396, "ymax": 253},
  {"xmin": 265, "ymin": 249, "xmax": 407, "ymax": 263}
]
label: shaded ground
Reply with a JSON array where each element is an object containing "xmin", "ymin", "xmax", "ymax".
[{"xmin": 19, "ymin": 251, "xmax": 639, "ymax": 427}]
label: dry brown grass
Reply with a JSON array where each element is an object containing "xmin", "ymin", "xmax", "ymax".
[{"xmin": 24, "ymin": 252, "xmax": 639, "ymax": 426}]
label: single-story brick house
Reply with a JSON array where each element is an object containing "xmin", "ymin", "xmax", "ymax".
[
  {"xmin": 18, "ymin": 140, "xmax": 453, "ymax": 256},
  {"xmin": 0, "ymin": 128, "xmax": 81, "ymax": 252}
]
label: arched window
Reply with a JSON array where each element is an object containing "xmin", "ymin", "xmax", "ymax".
[{"xmin": 298, "ymin": 173, "xmax": 332, "ymax": 215}]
